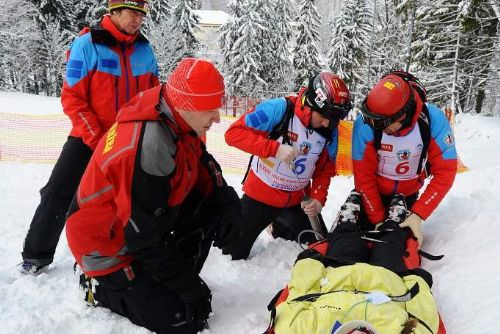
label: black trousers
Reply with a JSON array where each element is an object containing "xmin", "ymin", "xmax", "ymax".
[
  {"xmin": 94, "ymin": 263, "xmax": 202, "ymax": 334},
  {"xmin": 226, "ymin": 195, "xmax": 319, "ymax": 260},
  {"xmin": 326, "ymin": 221, "xmax": 409, "ymax": 273},
  {"xmin": 22, "ymin": 136, "xmax": 92, "ymax": 265},
  {"xmin": 94, "ymin": 200, "xmax": 219, "ymax": 334}
]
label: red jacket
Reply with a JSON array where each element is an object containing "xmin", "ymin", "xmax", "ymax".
[
  {"xmin": 61, "ymin": 15, "xmax": 159, "ymax": 150},
  {"xmin": 352, "ymin": 102, "xmax": 457, "ymax": 223},
  {"xmin": 66, "ymin": 85, "xmax": 218, "ymax": 287},
  {"xmin": 225, "ymin": 90, "xmax": 338, "ymax": 207}
]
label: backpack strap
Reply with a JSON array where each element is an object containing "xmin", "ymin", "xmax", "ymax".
[
  {"xmin": 373, "ymin": 129, "xmax": 383, "ymax": 151},
  {"xmin": 268, "ymin": 98, "xmax": 296, "ymax": 143},
  {"xmin": 416, "ymin": 105, "xmax": 431, "ymax": 175},
  {"xmin": 241, "ymin": 98, "xmax": 296, "ymax": 184}
]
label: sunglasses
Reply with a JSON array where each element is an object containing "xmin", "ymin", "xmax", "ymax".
[{"xmin": 360, "ymin": 92, "xmax": 416, "ymax": 131}]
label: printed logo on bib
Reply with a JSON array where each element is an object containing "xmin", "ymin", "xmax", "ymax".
[
  {"xmin": 380, "ymin": 143, "xmax": 393, "ymax": 152},
  {"xmin": 300, "ymin": 142, "xmax": 312, "ymax": 155},
  {"xmin": 397, "ymin": 149, "xmax": 411, "ymax": 161},
  {"xmin": 288, "ymin": 131, "xmax": 298, "ymax": 142}
]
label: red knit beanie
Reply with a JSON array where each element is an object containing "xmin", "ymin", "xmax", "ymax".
[{"xmin": 165, "ymin": 58, "xmax": 225, "ymax": 112}]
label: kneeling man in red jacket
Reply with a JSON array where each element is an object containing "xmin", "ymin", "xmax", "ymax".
[{"xmin": 66, "ymin": 58, "xmax": 240, "ymax": 334}]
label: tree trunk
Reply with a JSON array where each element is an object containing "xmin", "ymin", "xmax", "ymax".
[{"xmin": 475, "ymin": 89, "xmax": 485, "ymax": 114}]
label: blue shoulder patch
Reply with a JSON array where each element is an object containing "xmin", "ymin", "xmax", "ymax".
[
  {"xmin": 352, "ymin": 114, "xmax": 374, "ymax": 161},
  {"xmin": 65, "ymin": 34, "xmax": 96, "ymax": 87},
  {"xmin": 244, "ymin": 98, "xmax": 288, "ymax": 132},
  {"xmin": 95, "ymin": 44, "xmax": 121, "ymax": 76},
  {"xmin": 427, "ymin": 104, "xmax": 457, "ymax": 160},
  {"xmin": 101, "ymin": 58, "xmax": 118, "ymax": 69}
]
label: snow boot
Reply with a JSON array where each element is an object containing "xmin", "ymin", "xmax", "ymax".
[
  {"xmin": 330, "ymin": 190, "xmax": 362, "ymax": 232},
  {"xmin": 17, "ymin": 260, "xmax": 49, "ymax": 276}
]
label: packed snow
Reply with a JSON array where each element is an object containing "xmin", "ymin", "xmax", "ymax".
[{"xmin": 1, "ymin": 93, "xmax": 499, "ymax": 333}]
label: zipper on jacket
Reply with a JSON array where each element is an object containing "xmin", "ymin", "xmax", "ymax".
[
  {"xmin": 115, "ymin": 77, "xmax": 119, "ymax": 113},
  {"xmin": 121, "ymin": 44, "xmax": 130, "ymax": 102}
]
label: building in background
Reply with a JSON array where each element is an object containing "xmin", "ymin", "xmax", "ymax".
[{"xmin": 193, "ymin": 10, "xmax": 229, "ymax": 62}]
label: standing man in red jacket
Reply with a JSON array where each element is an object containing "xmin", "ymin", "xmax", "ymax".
[
  {"xmin": 19, "ymin": 0, "xmax": 159, "ymax": 274},
  {"xmin": 336, "ymin": 71, "xmax": 457, "ymax": 248},
  {"xmin": 224, "ymin": 72, "xmax": 352, "ymax": 260},
  {"xmin": 66, "ymin": 58, "xmax": 240, "ymax": 333}
]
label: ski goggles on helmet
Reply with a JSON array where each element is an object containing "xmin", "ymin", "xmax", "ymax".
[
  {"xmin": 315, "ymin": 100, "xmax": 353, "ymax": 122},
  {"xmin": 360, "ymin": 92, "xmax": 416, "ymax": 131}
]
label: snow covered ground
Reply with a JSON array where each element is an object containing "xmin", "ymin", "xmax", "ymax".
[{"xmin": 1, "ymin": 93, "xmax": 499, "ymax": 333}]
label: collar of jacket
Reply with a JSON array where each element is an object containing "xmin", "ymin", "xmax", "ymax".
[
  {"xmin": 90, "ymin": 15, "xmax": 148, "ymax": 47},
  {"xmin": 163, "ymin": 98, "xmax": 198, "ymax": 137}
]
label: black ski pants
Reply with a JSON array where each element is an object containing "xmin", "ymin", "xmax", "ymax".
[
  {"xmin": 94, "ymin": 262, "xmax": 203, "ymax": 334},
  {"xmin": 93, "ymin": 199, "xmax": 220, "ymax": 334},
  {"xmin": 22, "ymin": 136, "xmax": 92, "ymax": 266},
  {"xmin": 226, "ymin": 195, "xmax": 320, "ymax": 260}
]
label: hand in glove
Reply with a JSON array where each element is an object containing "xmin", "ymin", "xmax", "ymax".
[
  {"xmin": 301, "ymin": 198, "xmax": 322, "ymax": 216},
  {"xmin": 399, "ymin": 212, "xmax": 423, "ymax": 247},
  {"xmin": 176, "ymin": 277, "xmax": 212, "ymax": 330},
  {"xmin": 276, "ymin": 144, "xmax": 299, "ymax": 165}
]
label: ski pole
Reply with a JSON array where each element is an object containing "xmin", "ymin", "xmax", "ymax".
[{"xmin": 290, "ymin": 160, "xmax": 326, "ymax": 240}]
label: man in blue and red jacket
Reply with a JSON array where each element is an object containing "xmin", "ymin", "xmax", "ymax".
[
  {"xmin": 340, "ymin": 71, "xmax": 457, "ymax": 247},
  {"xmin": 66, "ymin": 58, "xmax": 240, "ymax": 333},
  {"xmin": 225, "ymin": 72, "xmax": 352, "ymax": 260},
  {"xmin": 19, "ymin": 0, "xmax": 159, "ymax": 274}
]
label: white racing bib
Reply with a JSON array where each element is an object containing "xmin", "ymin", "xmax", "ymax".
[
  {"xmin": 377, "ymin": 123, "xmax": 425, "ymax": 180},
  {"xmin": 251, "ymin": 114, "xmax": 326, "ymax": 191}
]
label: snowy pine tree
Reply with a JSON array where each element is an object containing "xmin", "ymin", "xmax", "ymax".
[
  {"xmin": 170, "ymin": 0, "xmax": 200, "ymax": 60},
  {"xmin": 292, "ymin": 0, "xmax": 324, "ymax": 90},
  {"xmin": 0, "ymin": 0, "xmax": 41, "ymax": 93},
  {"xmin": 328, "ymin": 0, "xmax": 372, "ymax": 102},
  {"xmin": 219, "ymin": 0, "xmax": 267, "ymax": 97},
  {"xmin": 150, "ymin": 0, "xmax": 172, "ymax": 24},
  {"xmin": 258, "ymin": 0, "xmax": 294, "ymax": 95}
]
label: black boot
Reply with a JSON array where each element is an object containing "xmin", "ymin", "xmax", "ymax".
[
  {"xmin": 330, "ymin": 190, "xmax": 361, "ymax": 232},
  {"xmin": 369, "ymin": 194, "xmax": 410, "ymax": 273}
]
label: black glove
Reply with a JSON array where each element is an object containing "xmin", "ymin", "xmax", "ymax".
[
  {"xmin": 200, "ymin": 151, "xmax": 243, "ymax": 251},
  {"xmin": 214, "ymin": 204, "xmax": 242, "ymax": 251},
  {"xmin": 176, "ymin": 277, "xmax": 212, "ymax": 330}
]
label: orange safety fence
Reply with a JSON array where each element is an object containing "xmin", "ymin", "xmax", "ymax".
[{"xmin": 0, "ymin": 111, "xmax": 467, "ymax": 175}]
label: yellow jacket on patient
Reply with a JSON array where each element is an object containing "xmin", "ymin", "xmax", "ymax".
[{"xmin": 274, "ymin": 259, "xmax": 439, "ymax": 334}]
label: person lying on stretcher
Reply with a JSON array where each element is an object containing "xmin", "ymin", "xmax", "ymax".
[{"xmin": 269, "ymin": 194, "xmax": 446, "ymax": 334}]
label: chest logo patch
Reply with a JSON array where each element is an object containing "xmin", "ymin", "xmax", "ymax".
[
  {"xmin": 300, "ymin": 142, "xmax": 312, "ymax": 155},
  {"xmin": 397, "ymin": 149, "xmax": 411, "ymax": 161},
  {"xmin": 288, "ymin": 131, "xmax": 298, "ymax": 142},
  {"xmin": 380, "ymin": 143, "xmax": 393, "ymax": 152}
]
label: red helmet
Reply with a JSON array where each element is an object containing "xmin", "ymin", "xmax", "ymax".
[
  {"xmin": 361, "ymin": 71, "xmax": 424, "ymax": 130},
  {"xmin": 304, "ymin": 72, "xmax": 352, "ymax": 122}
]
